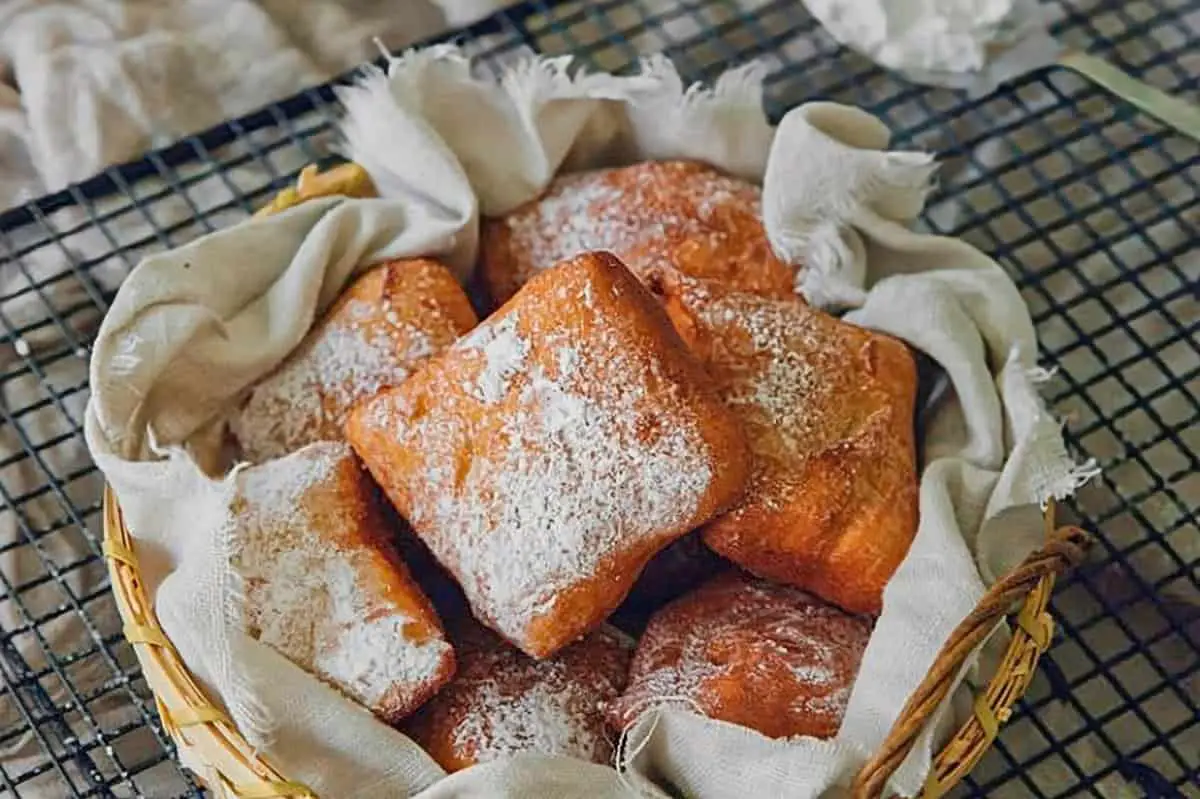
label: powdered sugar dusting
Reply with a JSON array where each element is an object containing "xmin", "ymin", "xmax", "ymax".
[
  {"xmin": 313, "ymin": 559, "xmax": 450, "ymax": 710},
  {"xmin": 435, "ymin": 342, "xmax": 712, "ymax": 641},
  {"xmin": 696, "ymin": 289, "xmax": 835, "ymax": 457},
  {"xmin": 672, "ymin": 274, "xmax": 917, "ymax": 535},
  {"xmin": 233, "ymin": 297, "xmax": 435, "ymax": 462},
  {"xmin": 610, "ymin": 574, "xmax": 872, "ymax": 739},
  {"xmin": 407, "ymin": 627, "xmax": 629, "ymax": 768},
  {"xmin": 233, "ymin": 442, "xmax": 451, "ymax": 715},
  {"xmin": 457, "ymin": 312, "xmax": 529, "ymax": 404},
  {"xmin": 236, "ymin": 440, "xmax": 341, "ymax": 539},
  {"xmin": 506, "ymin": 172, "xmax": 631, "ymax": 274},
  {"xmin": 485, "ymin": 161, "xmax": 794, "ymax": 301},
  {"xmin": 454, "ymin": 671, "xmax": 601, "ymax": 763},
  {"xmin": 368, "ymin": 261, "xmax": 729, "ymax": 654}
]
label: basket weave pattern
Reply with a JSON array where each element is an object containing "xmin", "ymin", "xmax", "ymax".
[{"xmin": 101, "ymin": 166, "xmax": 1090, "ymax": 799}]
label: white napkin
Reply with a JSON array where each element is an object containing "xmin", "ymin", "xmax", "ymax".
[
  {"xmin": 83, "ymin": 48, "xmax": 1093, "ymax": 798},
  {"xmin": 799, "ymin": 0, "xmax": 1060, "ymax": 93}
]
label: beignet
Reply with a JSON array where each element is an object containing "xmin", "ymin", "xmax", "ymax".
[
  {"xmin": 232, "ymin": 258, "xmax": 477, "ymax": 461},
  {"xmin": 231, "ymin": 441, "xmax": 454, "ymax": 724},
  {"xmin": 480, "ymin": 161, "xmax": 795, "ymax": 306},
  {"xmin": 651, "ymin": 270, "xmax": 919, "ymax": 615},
  {"xmin": 347, "ymin": 252, "xmax": 751, "ymax": 658},
  {"xmin": 607, "ymin": 572, "xmax": 871, "ymax": 740},
  {"xmin": 404, "ymin": 623, "xmax": 631, "ymax": 772}
]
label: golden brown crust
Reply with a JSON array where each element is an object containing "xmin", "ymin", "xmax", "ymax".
[
  {"xmin": 232, "ymin": 258, "xmax": 478, "ymax": 462},
  {"xmin": 480, "ymin": 161, "xmax": 796, "ymax": 307},
  {"xmin": 650, "ymin": 268, "xmax": 919, "ymax": 615},
  {"xmin": 607, "ymin": 572, "xmax": 872, "ymax": 740},
  {"xmin": 404, "ymin": 623, "xmax": 631, "ymax": 772},
  {"xmin": 347, "ymin": 252, "xmax": 750, "ymax": 658},
  {"xmin": 233, "ymin": 441, "xmax": 454, "ymax": 724}
]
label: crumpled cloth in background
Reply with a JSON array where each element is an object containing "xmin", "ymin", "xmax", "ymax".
[{"xmin": 0, "ymin": 0, "xmax": 513, "ymax": 209}]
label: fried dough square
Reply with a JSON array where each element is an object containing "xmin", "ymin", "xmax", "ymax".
[
  {"xmin": 347, "ymin": 252, "xmax": 750, "ymax": 658},
  {"xmin": 232, "ymin": 258, "xmax": 477, "ymax": 461},
  {"xmin": 481, "ymin": 161, "xmax": 796, "ymax": 306},
  {"xmin": 607, "ymin": 572, "xmax": 871, "ymax": 740},
  {"xmin": 404, "ymin": 623, "xmax": 631, "ymax": 771},
  {"xmin": 651, "ymin": 270, "xmax": 919, "ymax": 615},
  {"xmin": 232, "ymin": 440, "xmax": 455, "ymax": 723}
]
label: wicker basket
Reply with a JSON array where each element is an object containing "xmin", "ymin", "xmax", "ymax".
[{"xmin": 99, "ymin": 163, "xmax": 1091, "ymax": 799}]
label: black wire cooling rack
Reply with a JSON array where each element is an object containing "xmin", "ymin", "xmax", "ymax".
[{"xmin": 0, "ymin": 0, "xmax": 1197, "ymax": 796}]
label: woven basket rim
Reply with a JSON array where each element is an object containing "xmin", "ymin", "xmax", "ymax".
[
  {"xmin": 101, "ymin": 487, "xmax": 1085, "ymax": 799},
  {"xmin": 98, "ymin": 164, "xmax": 1090, "ymax": 799}
]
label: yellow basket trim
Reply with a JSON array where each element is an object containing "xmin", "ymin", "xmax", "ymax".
[
  {"xmin": 922, "ymin": 767, "xmax": 946, "ymax": 799},
  {"xmin": 254, "ymin": 162, "xmax": 375, "ymax": 219},
  {"xmin": 123, "ymin": 623, "xmax": 171, "ymax": 648},
  {"xmin": 1017, "ymin": 604, "xmax": 1054, "ymax": 651},
  {"xmin": 233, "ymin": 781, "xmax": 316, "ymax": 798},
  {"xmin": 102, "ymin": 540, "xmax": 138, "ymax": 568},
  {"xmin": 973, "ymin": 694, "xmax": 1010, "ymax": 743},
  {"xmin": 153, "ymin": 697, "xmax": 178, "ymax": 735},
  {"xmin": 293, "ymin": 164, "xmax": 320, "ymax": 188},
  {"xmin": 253, "ymin": 188, "xmax": 300, "ymax": 219},
  {"xmin": 162, "ymin": 704, "xmax": 231, "ymax": 729}
]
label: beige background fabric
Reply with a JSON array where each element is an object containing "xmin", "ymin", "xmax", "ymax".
[
  {"xmin": 0, "ymin": 0, "xmax": 1195, "ymax": 797},
  {"xmin": 0, "ymin": 0, "xmax": 516, "ymax": 210}
]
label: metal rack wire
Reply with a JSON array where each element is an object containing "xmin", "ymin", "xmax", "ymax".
[{"xmin": 0, "ymin": 0, "xmax": 1196, "ymax": 796}]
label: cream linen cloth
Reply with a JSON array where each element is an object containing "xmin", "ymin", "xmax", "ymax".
[
  {"xmin": 0, "ymin": 0, "xmax": 513, "ymax": 209},
  {"xmin": 83, "ymin": 49, "xmax": 1093, "ymax": 798}
]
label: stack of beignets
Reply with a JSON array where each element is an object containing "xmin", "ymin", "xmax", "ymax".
[{"xmin": 226, "ymin": 158, "xmax": 921, "ymax": 763}]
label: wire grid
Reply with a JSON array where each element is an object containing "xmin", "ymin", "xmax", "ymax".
[{"xmin": 0, "ymin": 0, "xmax": 1196, "ymax": 796}]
